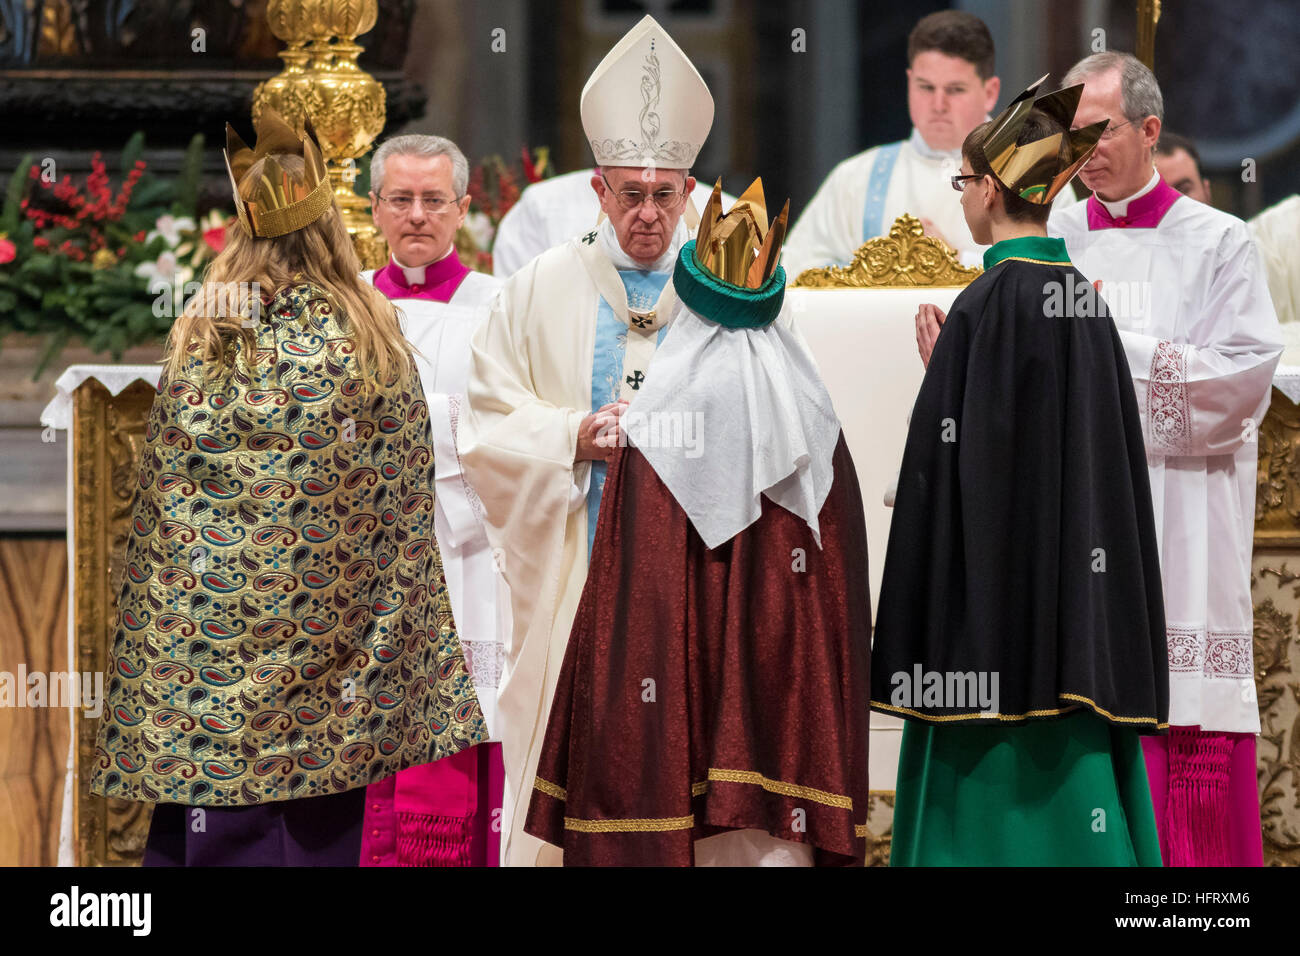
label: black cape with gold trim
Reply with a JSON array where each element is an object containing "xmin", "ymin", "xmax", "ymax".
[{"xmin": 869, "ymin": 237, "xmax": 1168, "ymax": 732}]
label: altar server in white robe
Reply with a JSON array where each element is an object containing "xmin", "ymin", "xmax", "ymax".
[
  {"xmin": 1049, "ymin": 52, "xmax": 1282, "ymax": 866},
  {"xmin": 491, "ymin": 168, "xmax": 729, "ymax": 278},
  {"xmin": 784, "ymin": 11, "xmax": 1002, "ymax": 275},
  {"xmin": 1249, "ymin": 194, "xmax": 1300, "ymax": 330},
  {"xmin": 357, "ymin": 134, "xmax": 510, "ymax": 866}
]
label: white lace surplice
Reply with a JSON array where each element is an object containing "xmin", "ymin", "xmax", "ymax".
[{"xmin": 1052, "ymin": 196, "xmax": 1283, "ymax": 734}]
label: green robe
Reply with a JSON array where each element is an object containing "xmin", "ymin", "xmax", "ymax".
[{"xmin": 890, "ymin": 711, "xmax": 1162, "ymax": 866}]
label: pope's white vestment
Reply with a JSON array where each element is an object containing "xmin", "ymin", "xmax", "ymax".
[{"xmin": 459, "ymin": 221, "xmax": 688, "ymax": 865}]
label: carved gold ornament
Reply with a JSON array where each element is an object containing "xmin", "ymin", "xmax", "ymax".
[
  {"xmin": 790, "ymin": 214, "xmax": 982, "ymax": 289},
  {"xmin": 253, "ymin": 0, "xmax": 387, "ymax": 268},
  {"xmin": 1255, "ymin": 387, "xmax": 1300, "ymax": 546},
  {"xmin": 1252, "ymin": 384, "xmax": 1300, "ymax": 866},
  {"xmin": 73, "ymin": 380, "xmax": 157, "ymax": 866}
]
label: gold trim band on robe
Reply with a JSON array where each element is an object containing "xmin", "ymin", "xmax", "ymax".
[
  {"xmin": 534, "ymin": 777, "xmax": 568, "ymax": 801},
  {"xmin": 990, "ymin": 255, "xmax": 1074, "ymax": 268},
  {"xmin": 536, "ymin": 768, "xmax": 856, "ymax": 808},
  {"xmin": 700, "ymin": 769, "xmax": 855, "ymax": 810},
  {"xmin": 870, "ymin": 692, "xmax": 1169, "ymax": 729},
  {"xmin": 537, "ymin": 775, "xmax": 871, "ymax": 841},
  {"xmin": 564, "ymin": 815, "xmax": 697, "ymax": 833},
  {"xmin": 535, "ymin": 768, "xmax": 859, "ymax": 810}
]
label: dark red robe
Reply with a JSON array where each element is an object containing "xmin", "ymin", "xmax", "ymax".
[{"xmin": 524, "ymin": 435, "xmax": 872, "ymax": 865}]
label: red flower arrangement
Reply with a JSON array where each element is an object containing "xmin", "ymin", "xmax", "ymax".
[
  {"xmin": 21, "ymin": 153, "xmax": 146, "ymax": 264},
  {"xmin": 456, "ymin": 146, "xmax": 552, "ymax": 273}
]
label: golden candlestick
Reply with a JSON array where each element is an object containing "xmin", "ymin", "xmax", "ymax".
[
  {"xmin": 1136, "ymin": 0, "xmax": 1162, "ymax": 70},
  {"xmin": 253, "ymin": 0, "xmax": 388, "ymax": 269}
]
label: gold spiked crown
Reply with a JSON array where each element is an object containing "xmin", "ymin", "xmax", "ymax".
[
  {"xmin": 978, "ymin": 74, "xmax": 1109, "ymax": 205},
  {"xmin": 694, "ymin": 178, "xmax": 789, "ymax": 289},
  {"xmin": 224, "ymin": 108, "xmax": 334, "ymax": 238}
]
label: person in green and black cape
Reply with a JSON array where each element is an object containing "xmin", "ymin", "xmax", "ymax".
[{"xmin": 871, "ymin": 76, "xmax": 1168, "ymax": 866}]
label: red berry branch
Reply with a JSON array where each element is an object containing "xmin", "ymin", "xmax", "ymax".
[{"xmin": 22, "ymin": 153, "xmax": 147, "ymax": 262}]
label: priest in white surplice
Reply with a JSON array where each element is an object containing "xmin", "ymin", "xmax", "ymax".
[
  {"xmin": 459, "ymin": 15, "xmax": 718, "ymax": 867},
  {"xmin": 1050, "ymin": 52, "xmax": 1282, "ymax": 866},
  {"xmin": 356, "ymin": 134, "xmax": 510, "ymax": 866}
]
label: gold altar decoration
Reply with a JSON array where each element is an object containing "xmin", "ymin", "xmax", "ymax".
[
  {"xmin": 1252, "ymin": 560, "xmax": 1300, "ymax": 866},
  {"xmin": 1255, "ymin": 387, "xmax": 1300, "ymax": 546},
  {"xmin": 791, "ymin": 214, "xmax": 982, "ymax": 289},
  {"xmin": 254, "ymin": 0, "xmax": 388, "ymax": 269},
  {"xmin": 73, "ymin": 379, "xmax": 157, "ymax": 866},
  {"xmin": 864, "ymin": 792, "xmax": 895, "ymax": 867},
  {"xmin": 1253, "ymin": 384, "xmax": 1300, "ymax": 866},
  {"xmin": 1136, "ymin": 0, "xmax": 1162, "ymax": 71}
]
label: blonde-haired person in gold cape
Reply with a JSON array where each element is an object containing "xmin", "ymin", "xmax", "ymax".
[{"xmin": 90, "ymin": 143, "xmax": 488, "ymax": 867}]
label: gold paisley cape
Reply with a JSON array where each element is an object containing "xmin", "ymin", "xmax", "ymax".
[{"xmin": 90, "ymin": 281, "xmax": 487, "ymax": 807}]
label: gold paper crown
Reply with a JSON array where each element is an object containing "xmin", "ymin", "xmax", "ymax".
[
  {"xmin": 224, "ymin": 109, "xmax": 334, "ymax": 238},
  {"xmin": 694, "ymin": 178, "xmax": 789, "ymax": 288},
  {"xmin": 979, "ymin": 74, "xmax": 1109, "ymax": 205}
]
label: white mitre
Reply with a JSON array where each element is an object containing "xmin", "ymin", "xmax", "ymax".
[{"xmin": 580, "ymin": 14, "xmax": 714, "ymax": 168}]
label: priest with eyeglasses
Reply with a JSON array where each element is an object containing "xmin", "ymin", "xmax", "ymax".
[
  {"xmin": 457, "ymin": 15, "xmax": 724, "ymax": 866},
  {"xmin": 357, "ymin": 134, "xmax": 508, "ymax": 867}
]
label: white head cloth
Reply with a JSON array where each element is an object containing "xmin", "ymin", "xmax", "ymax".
[{"xmin": 623, "ymin": 301, "xmax": 841, "ymax": 550}]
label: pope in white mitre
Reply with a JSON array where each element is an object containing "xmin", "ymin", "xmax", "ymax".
[{"xmin": 458, "ymin": 15, "xmax": 714, "ymax": 866}]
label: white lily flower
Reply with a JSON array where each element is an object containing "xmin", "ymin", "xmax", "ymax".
[
  {"xmin": 146, "ymin": 214, "xmax": 197, "ymax": 248},
  {"xmin": 465, "ymin": 210, "xmax": 495, "ymax": 251},
  {"xmin": 135, "ymin": 250, "xmax": 194, "ymax": 291}
]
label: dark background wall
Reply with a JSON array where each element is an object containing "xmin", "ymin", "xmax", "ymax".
[{"xmin": 1, "ymin": 0, "xmax": 1297, "ymax": 222}]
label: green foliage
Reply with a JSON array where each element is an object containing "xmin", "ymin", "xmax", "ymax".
[
  {"xmin": 175, "ymin": 134, "xmax": 205, "ymax": 215},
  {"xmin": 1, "ymin": 153, "xmax": 31, "ymax": 234},
  {"xmin": 0, "ymin": 132, "xmax": 222, "ymax": 377}
]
